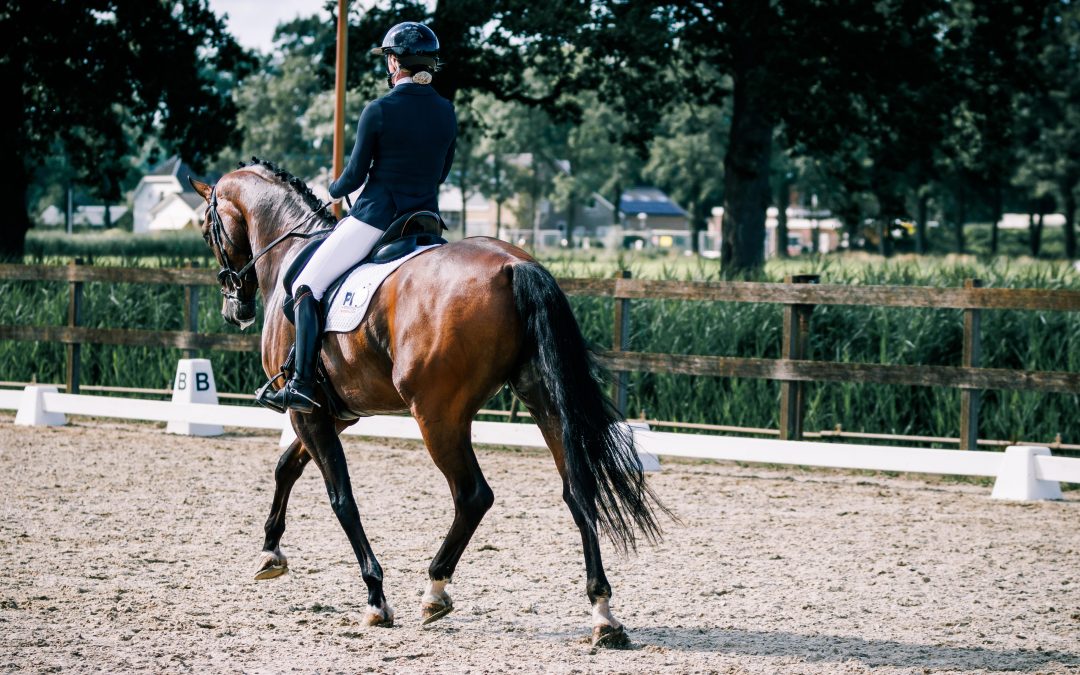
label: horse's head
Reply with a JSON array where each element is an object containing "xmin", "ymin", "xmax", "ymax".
[{"xmin": 190, "ymin": 175, "xmax": 259, "ymax": 329}]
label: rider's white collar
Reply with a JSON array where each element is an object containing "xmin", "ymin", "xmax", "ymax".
[{"xmin": 393, "ymin": 76, "xmax": 414, "ymax": 86}]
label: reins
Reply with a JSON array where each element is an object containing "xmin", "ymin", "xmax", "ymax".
[{"xmin": 209, "ymin": 185, "xmax": 335, "ymax": 300}]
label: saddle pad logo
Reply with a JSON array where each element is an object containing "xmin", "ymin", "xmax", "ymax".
[{"xmin": 340, "ymin": 288, "xmax": 369, "ymax": 310}]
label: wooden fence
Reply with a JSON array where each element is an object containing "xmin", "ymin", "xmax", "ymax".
[{"xmin": 1, "ymin": 260, "xmax": 1079, "ymax": 449}]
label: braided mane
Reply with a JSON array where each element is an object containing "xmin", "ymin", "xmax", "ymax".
[{"xmin": 241, "ymin": 157, "xmax": 337, "ymax": 226}]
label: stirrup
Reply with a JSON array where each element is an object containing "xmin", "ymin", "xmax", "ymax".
[
  {"xmin": 255, "ymin": 371, "xmax": 289, "ymax": 413},
  {"xmin": 258, "ymin": 378, "xmax": 322, "ymax": 414}
]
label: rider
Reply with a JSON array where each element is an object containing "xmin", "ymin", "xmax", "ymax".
[{"xmin": 262, "ymin": 21, "xmax": 457, "ymax": 413}]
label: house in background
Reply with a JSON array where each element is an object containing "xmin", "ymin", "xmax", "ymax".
[
  {"xmin": 131, "ymin": 156, "xmax": 210, "ymax": 233},
  {"xmin": 39, "ymin": 204, "xmax": 128, "ymax": 228},
  {"xmin": 619, "ymin": 187, "xmax": 690, "ymax": 249},
  {"xmin": 707, "ymin": 206, "xmax": 844, "ymax": 257},
  {"xmin": 438, "ymin": 184, "xmax": 499, "ymax": 237},
  {"xmin": 147, "ymin": 192, "xmax": 206, "ymax": 231}
]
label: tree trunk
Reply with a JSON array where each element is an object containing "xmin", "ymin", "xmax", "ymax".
[
  {"xmin": 1063, "ymin": 180, "xmax": 1077, "ymax": 260},
  {"xmin": 1029, "ymin": 210, "xmax": 1043, "ymax": 257},
  {"xmin": 612, "ymin": 180, "xmax": 622, "ymax": 226},
  {"xmin": 688, "ymin": 200, "xmax": 706, "ymax": 254},
  {"xmin": 565, "ymin": 198, "xmax": 575, "ymax": 249},
  {"xmin": 775, "ymin": 178, "xmax": 790, "ymax": 258},
  {"xmin": 916, "ymin": 191, "xmax": 929, "ymax": 254},
  {"xmin": 989, "ymin": 184, "xmax": 1002, "ymax": 255},
  {"xmin": 458, "ymin": 153, "xmax": 468, "ymax": 234},
  {"xmin": 0, "ymin": 49, "xmax": 29, "ymax": 259},
  {"xmin": 0, "ymin": 148, "xmax": 31, "ymax": 260},
  {"xmin": 720, "ymin": 0, "xmax": 772, "ymax": 277},
  {"xmin": 955, "ymin": 191, "xmax": 967, "ymax": 254}
]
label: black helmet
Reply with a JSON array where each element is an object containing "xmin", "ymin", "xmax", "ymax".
[{"xmin": 371, "ymin": 22, "xmax": 439, "ymax": 69}]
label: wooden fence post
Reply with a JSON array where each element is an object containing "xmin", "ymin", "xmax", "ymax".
[
  {"xmin": 66, "ymin": 258, "xmax": 84, "ymax": 394},
  {"xmin": 183, "ymin": 261, "xmax": 200, "ymax": 360},
  {"xmin": 611, "ymin": 270, "xmax": 632, "ymax": 415},
  {"xmin": 960, "ymin": 278, "xmax": 983, "ymax": 450},
  {"xmin": 779, "ymin": 274, "xmax": 819, "ymax": 441}
]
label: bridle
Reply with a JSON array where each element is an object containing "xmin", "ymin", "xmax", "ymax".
[{"xmin": 207, "ymin": 185, "xmax": 335, "ymax": 302}]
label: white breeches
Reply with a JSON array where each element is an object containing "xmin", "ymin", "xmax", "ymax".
[{"xmin": 292, "ymin": 215, "xmax": 384, "ymax": 300}]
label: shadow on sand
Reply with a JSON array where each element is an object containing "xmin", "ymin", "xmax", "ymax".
[{"xmin": 546, "ymin": 626, "xmax": 1079, "ymax": 671}]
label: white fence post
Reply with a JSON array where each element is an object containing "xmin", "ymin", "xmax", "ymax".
[
  {"xmin": 14, "ymin": 385, "xmax": 66, "ymax": 427},
  {"xmin": 991, "ymin": 446, "xmax": 1063, "ymax": 501},
  {"xmin": 166, "ymin": 359, "xmax": 223, "ymax": 436}
]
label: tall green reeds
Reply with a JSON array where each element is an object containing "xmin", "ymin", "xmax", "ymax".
[{"xmin": 1, "ymin": 250, "xmax": 1077, "ymax": 445}]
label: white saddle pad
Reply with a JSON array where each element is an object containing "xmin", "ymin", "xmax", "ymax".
[{"xmin": 323, "ymin": 244, "xmax": 441, "ymax": 333}]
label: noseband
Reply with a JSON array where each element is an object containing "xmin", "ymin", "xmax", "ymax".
[{"xmin": 208, "ymin": 186, "xmax": 334, "ymax": 303}]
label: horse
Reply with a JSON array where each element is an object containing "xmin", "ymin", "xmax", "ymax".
[{"xmin": 190, "ymin": 158, "xmax": 668, "ymax": 647}]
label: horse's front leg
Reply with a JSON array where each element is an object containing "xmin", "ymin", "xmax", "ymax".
[
  {"xmin": 255, "ymin": 439, "xmax": 310, "ymax": 580},
  {"xmin": 292, "ymin": 411, "xmax": 394, "ymax": 627}
]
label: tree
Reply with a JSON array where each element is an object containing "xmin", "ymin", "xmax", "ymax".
[
  {"xmin": 1022, "ymin": 0, "xmax": 1080, "ymax": 259},
  {"xmin": 0, "ymin": 1, "xmax": 254, "ymax": 257},
  {"xmin": 645, "ymin": 104, "xmax": 727, "ymax": 254},
  {"xmin": 932, "ymin": 0, "xmax": 1045, "ymax": 255}
]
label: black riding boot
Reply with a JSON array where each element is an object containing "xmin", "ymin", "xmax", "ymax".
[{"xmin": 263, "ymin": 286, "xmax": 322, "ymax": 414}]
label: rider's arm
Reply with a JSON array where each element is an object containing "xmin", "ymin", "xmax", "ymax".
[
  {"xmin": 439, "ymin": 136, "xmax": 456, "ymax": 185},
  {"xmin": 438, "ymin": 108, "xmax": 457, "ymax": 184},
  {"xmin": 329, "ymin": 102, "xmax": 382, "ymax": 199}
]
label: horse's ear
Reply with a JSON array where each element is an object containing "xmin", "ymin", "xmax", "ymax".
[{"xmin": 188, "ymin": 176, "xmax": 213, "ymax": 202}]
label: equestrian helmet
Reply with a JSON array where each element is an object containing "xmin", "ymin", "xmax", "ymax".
[{"xmin": 371, "ymin": 22, "xmax": 440, "ymax": 65}]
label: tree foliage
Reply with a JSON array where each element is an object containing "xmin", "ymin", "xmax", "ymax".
[{"xmin": 1, "ymin": 0, "xmax": 255, "ymax": 257}]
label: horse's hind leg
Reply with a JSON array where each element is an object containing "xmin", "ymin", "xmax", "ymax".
[
  {"xmin": 412, "ymin": 414, "xmax": 494, "ymax": 625},
  {"xmin": 514, "ymin": 383, "xmax": 630, "ymax": 648},
  {"xmin": 255, "ymin": 439, "xmax": 311, "ymax": 580},
  {"xmin": 292, "ymin": 412, "xmax": 394, "ymax": 627}
]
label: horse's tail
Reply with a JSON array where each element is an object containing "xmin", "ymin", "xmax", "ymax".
[{"xmin": 510, "ymin": 262, "xmax": 670, "ymax": 552}]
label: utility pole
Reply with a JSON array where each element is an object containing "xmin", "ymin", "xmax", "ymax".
[{"xmin": 332, "ymin": 0, "xmax": 349, "ymax": 219}]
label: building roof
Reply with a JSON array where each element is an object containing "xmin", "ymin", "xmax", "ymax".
[
  {"xmin": 180, "ymin": 193, "xmax": 206, "ymax": 209},
  {"xmin": 621, "ymin": 187, "xmax": 688, "ymax": 217},
  {"xmin": 147, "ymin": 155, "xmax": 208, "ymax": 192},
  {"xmin": 150, "ymin": 191, "xmax": 201, "ymax": 217}
]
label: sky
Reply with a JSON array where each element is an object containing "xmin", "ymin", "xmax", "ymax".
[{"xmin": 206, "ymin": 0, "xmax": 331, "ymax": 53}]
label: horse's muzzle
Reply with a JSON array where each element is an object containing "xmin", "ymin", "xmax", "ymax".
[{"xmin": 223, "ymin": 297, "xmax": 257, "ymax": 329}]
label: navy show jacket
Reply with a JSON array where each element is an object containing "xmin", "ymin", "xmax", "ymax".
[{"xmin": 329, "ymin": 83, "xmax": 457, "ymax": 230}]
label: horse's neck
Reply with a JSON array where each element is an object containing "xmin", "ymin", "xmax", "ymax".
[{"xmin": 249, "ymin": 214, "xmax": 315, "ymax": 305}]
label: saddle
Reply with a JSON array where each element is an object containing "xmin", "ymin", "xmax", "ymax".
[
  {"xmin": 259, "ymin": 210, "xmax": 447, "ymax": 421},
  {"xmin": 280, "ymin": 209, "xmax": 447, "ymax": 325}
]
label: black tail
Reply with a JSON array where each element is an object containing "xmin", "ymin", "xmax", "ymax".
[{"xmin": 511, "ymin": 262, "xmax": 670, "ymax": 552}]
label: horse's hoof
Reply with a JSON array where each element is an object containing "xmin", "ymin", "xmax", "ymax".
[
  {"xmin": 592, "ymin": 624, "xmax": 631, "ymax": 649},
  {"xmin": 420, "ymin": 601, "xmax": 454, "ymax": 626},
  {"xmin": 363, "ymin": 604, "xmax": 395, "ymax": 628},
  {"xmin": 254, "ymin": 550, "xmax": 288, "ymax": 580}
]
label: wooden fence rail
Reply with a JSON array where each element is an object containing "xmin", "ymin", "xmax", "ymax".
[{"xmin": 1, "ymin": 261, "xmax": 1078, "ymax": 448}]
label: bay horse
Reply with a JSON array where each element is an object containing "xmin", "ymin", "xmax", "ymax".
[{"xmin": 190, "ymin": 158, "xmax": 667, "ymax": 647}]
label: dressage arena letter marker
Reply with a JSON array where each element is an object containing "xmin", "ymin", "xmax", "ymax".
[
  {"xmin": 14, "ymin": 385, "xmax": 67, "ymax": 427},
  {"xmin": 167, "ymin": 359, "xmax": 224, "ymax": 437},
  {"xmin": 990, "ymin": 446, "xmax": 1063, "ymax": 501}
]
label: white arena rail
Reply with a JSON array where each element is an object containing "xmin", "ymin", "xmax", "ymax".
[{"xmin": 2, "ymin": 385, "xmax": 1076, "ymax": 502}]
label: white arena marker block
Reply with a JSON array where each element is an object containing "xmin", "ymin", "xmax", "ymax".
[
  {"xmin": 14, "ymin": 385, "xmax": 67, "ymax": 427},
  {"xmin": 991, "ymin": 446, "xmax": 1062, "ymax": 501},
  {"xmin": 166, "ymin": 359, "xmax": 224, "ymax": 436},
  {"xmin": 280, "ymin": 419, "xmax": 297, "ymax": 448},
  {"xmin": 627, "ymin": 421, "xmax": 661, "ymax": 472}
]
